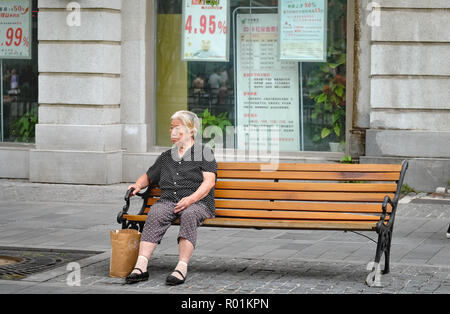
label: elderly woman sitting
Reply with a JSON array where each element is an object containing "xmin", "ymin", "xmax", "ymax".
[{"xmin": 125, "ymin": 110, "xmax": 217, "ymax": 285}]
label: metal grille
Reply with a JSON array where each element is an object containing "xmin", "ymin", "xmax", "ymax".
[{"xmin": 0, "ymin": 248, "xmax": 99, "ymax": 280}]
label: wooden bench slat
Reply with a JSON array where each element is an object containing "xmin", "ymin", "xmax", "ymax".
[
  {"xmin": 201, "ymin": 218, "xmax": 378, "ymax": 231},
  {"xmin": 149, "ymin": 188, "xmax": 396, "ymax": 200},
  {"xmin": 214, "ymin": 209, "xmax": 385, "ymax": 221},
  {"xmin": 214, "ymin": 200, "xmax": 392, "ymax": 213},
  {"xmin": 217, "ymin": 170, "xmax": 400, "ymax": 181},
  {"xmin": 214, "ymin": 190, "xmax": 395, "ymax": 202},
  {"xmin": 145, "ymin": 198, "xmax": 393, "ymax": 213},
  {"xmin": 217, "ymin": 162, "xmax": 402, "ymax": 172},
  {"xmin": 122, "ymin": 214, "xmax": 379, "ymax": 231},
  {"xmin": 132, "ymin": 210, "xmax": 386, "ymax": 221},
  {"xmin": 215, "ymin": 181, "xmax": 397, "ymax": 192},
  {"xmin": 123, "ymin": 214, "xmax": 146, "ymax": 221},
  {"xmin": 148, "ymin": 182, "xmax": 397, "ymax": 197}
]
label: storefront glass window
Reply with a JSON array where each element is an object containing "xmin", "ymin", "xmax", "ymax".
[
  {"xmin": 0, "ymin": 1, "xmax": 38, "ymax": 144},
  {"xmin": 156, "ymin": 0, "xmax": 347, "ymax": 152}
]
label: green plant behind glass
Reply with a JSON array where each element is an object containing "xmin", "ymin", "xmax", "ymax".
[
  {"xmin": 340, "ymin": 154, "xmax": 353, "ymax": 164},
  {"xmin": 308, "ymin": 42, "xmax": 346, "ymax": 145},
  {"xmin": 12, "ymin": 106, "xmax": 38, "ymax": 143},
  {"xmin": 201, "ymin": 109, "xmax": 232, "ymax": 147}
]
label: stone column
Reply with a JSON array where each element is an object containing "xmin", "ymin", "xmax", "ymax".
[
  {"xmin": 348, "ymin": 0, "xmax": 373, "ymax": 157},
  {"xmin": 121, "ymin": 0, "xmax": 160, "ymax": 183},
  {"xmin": 120, "ymin": 0, "xmax": 156, "ymax": 153},
  {"xmin": 30, "ymin": 0, "xmax": 123, "ymax": 184}
]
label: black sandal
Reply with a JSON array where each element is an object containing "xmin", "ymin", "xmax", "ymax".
[
  {"xmin": 166, "ymin": 269, "xmax": 186, "ymax": 286},
  {"xmin": 125, "ymin": 268, "xmax": 149, "ymax": 284}
]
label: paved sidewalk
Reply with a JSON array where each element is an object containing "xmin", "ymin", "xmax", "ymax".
[{"xmin": 0, "ymin": 179, "xmax": 449, "ymax": 294}]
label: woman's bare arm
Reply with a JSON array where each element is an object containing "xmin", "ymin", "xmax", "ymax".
[
  {"xmin": 127, "ymin": 173, "xmax": 150, "ymax": 196},
  {"xmin": 189, "ymin": 172, "xmax": 216, "ymax": 203}
]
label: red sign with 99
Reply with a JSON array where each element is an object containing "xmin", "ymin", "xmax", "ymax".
[{"xmin": 0, "ymin": 0, "xmax": 32, "ymax": 59}]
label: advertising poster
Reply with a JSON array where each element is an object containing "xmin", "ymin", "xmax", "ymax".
[
  {"xmin": 279, "ymin": 0, "xmax": 327, "ymax": 61},
  {"xmin": 182, "ymin": 0, "xmax": 230, "ymax": 62},
  {"xmin": 0, "ymin": 0, "xmax": 32, "ymax": 59},
  {"xmin": 236, "ymin": 13, "xmax": 300, "ymax": 152}
]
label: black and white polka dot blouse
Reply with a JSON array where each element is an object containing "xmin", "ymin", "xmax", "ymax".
[{"xmin": 146, "ymin": 143, "xmax": 217, "ymax": 215}]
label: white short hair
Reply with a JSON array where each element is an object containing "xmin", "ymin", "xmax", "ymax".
[{"xmin": 170, "ymin": 110, "xmax": 200, "ymax": 138}]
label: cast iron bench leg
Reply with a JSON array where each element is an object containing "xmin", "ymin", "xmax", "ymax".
[{"xmin": 374, "ymin": 224, "xmax": 392, "ymax": 275}]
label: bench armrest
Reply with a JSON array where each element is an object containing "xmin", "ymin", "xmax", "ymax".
[
  {"xmin": 381, "ymin": 195, "xmax": 395, "ymax": 216},
  {"xmin": 116, "ymin": 186, "xmax": 153, "ymax": 224},
  {"xmin": 376, "ymin": 161, "xmax": 408, "ymax": 233},
  {"xmin": 393, "ymin": 160, "xmax": 409, "ymax": 204},
  {"xmin": 377, "ymin": 194, "xmax": 397, "ymax": 233}
]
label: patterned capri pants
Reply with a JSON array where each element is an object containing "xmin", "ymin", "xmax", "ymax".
[{"xmin": 141, "ymin": 200, "xmax": 214, "ymax": 248}]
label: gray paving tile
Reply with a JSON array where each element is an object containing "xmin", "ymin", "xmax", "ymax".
[{"xmin": 0, "ymin": 282, "xmax": 29, "ymax": 294}]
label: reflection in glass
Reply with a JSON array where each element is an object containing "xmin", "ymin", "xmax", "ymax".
[{"xmin": 156, "ymin": 0, "xmax": 347, "ymax": 152}]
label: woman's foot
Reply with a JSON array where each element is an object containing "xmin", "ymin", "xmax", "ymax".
[
  {"xmin": 125, "ymin": 255, "xmax": 149, "ymax": 284},
  {"xmin": 131, "ymin": 255, "xmax": 149, "ymax": 275},
  {"xmin": 125, "ymin": 268, "xmax": 149, "ymax": 284},
  {"xmin": 166, "ymin": 261, "xmax": 187, "ymax": 285}
]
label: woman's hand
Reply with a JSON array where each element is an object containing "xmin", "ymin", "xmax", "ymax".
[
  {"xmin": 127, "ymin": 183, "xmax": 142, "ymax": 196},
  {"xmin": 174, "ymin": 196, "xmax": 196, "ymax": 213}
]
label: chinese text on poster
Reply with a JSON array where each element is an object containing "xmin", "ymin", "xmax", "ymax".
[
  {"xmin": 279, "ymin": 0, "xmax": 327, "ymax": 61},
  {"xmin": 236, "ymin": 14, "xmax": 300, "ymax": 152}
]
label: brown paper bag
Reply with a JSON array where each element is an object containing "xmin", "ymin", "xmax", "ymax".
[{"xmin": 109, "ymin": 229, "xmax": 141, "ymax": 278}]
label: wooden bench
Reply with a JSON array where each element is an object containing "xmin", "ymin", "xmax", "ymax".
[{"xmin": 117, "ymin": 161, "xmax": 408, "ymax": 280}]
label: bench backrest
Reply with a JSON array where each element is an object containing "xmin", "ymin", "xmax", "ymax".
[{"xmin": 143, "ymin": 163, "xmax": 404, "ymax": 222}]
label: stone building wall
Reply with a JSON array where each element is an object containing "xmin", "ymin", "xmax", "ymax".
[{"xmin": 357, "ymin": 0, "xmax": 450, "ymax": 191}]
